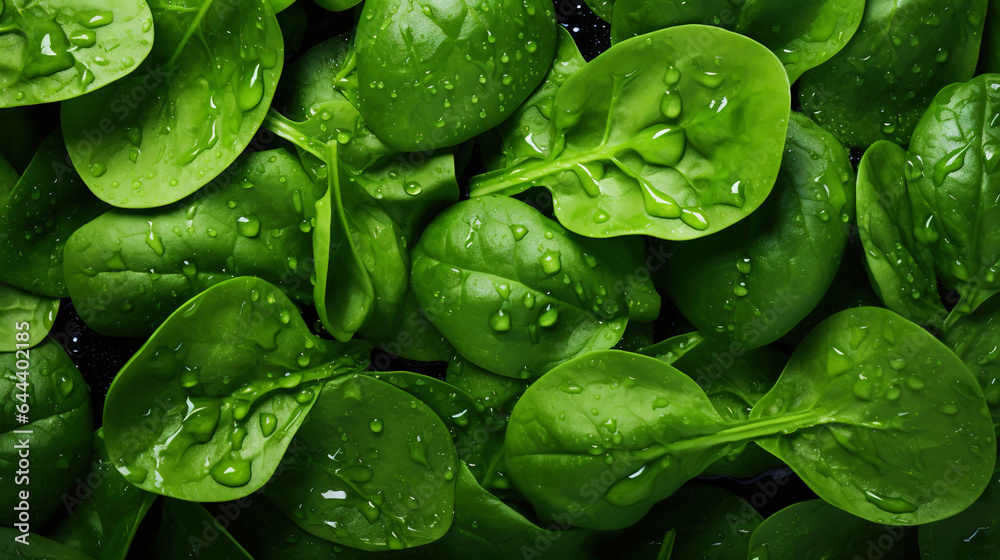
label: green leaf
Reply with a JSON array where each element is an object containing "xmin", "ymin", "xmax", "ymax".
[
  {"xmin": 0, "ymin": 133, "xmax": 109, "ymax": 297},
  {"xmin": 269, "ymin": 34, "xmax": 459, "ymax": 356},
  {"xmin": 907, "ymin": 74, "xmax": 1000, "ymax": 326},
  {"xmin": 748, "ymin": 500, "xmax": 912, "ymax": 559},
  {"xmin": 661, "ymin": 112, "xmax": 855, "ymax": 347},
  {"xmin": 946, "ymin": 294, "xmax": 1000, "ymax": 426},
  {"xmin": 46, "ymin": 430, "xmax": 156, "ymax": 560},
  {"xmin": 0, "ymin": 339, "xmax": 93, "ymax": 526},
  {"xmin": 411, "ymin": 196, "xmax": 655, "ymax": 378},
  {"xmin": 506, "ymin": 350, "xmax": 732, "ymax": 530},
  {"xmin": 355, "ymin": 0, "xmax": 558, "ymax": 151},
  {"xmin": 506, "ymin": 308, "xmax": 996, "ymax": 530},
  {"xmin": 0, "ymin": 0, "xmax": 154, "ymax": 107},
  {"xmin": 609, "ymin": 485, "xmax": 763, "ymax": 560},
  {"xmin": 429, "ymin": 462, "xmax": 603, "ymax": 559},
  {"xmin": 610, "ymin": 0, "xmax": 863, "ymax": 83},
  {"xmin": 798, "ymin": 0, "xmax": 987, "ymax": 147},
  {"xmin": 752, "ymin": 307, "xmax": 996, "ymax": 525},
  {"xmin": 102, "ymin": 277, "xmax": 370, "ymax": 501},
  {"xmin": 918, "ymin": 500, "xmax": 1000, "ymax": 559},
  {"xmin": 61, "ymin": 0, "xmax": 283, "ymax": 208},
  {"xmin": 63, "ymin": 148, "xmax": 320, "ymax": 336},
  {"xmin": 0, "ymin": 527, "xmax": 95, "ymax": 560},
  {"xmin": 584, "ymin": 0, "xmax": 615, "ymax": 22},
  {"xmin": 155, "ymin": 499, "xmax": 252, "ymax": 560},
  {"xmin": 470, "ymin": 25, "xmax": 790, "ymax": 241},
  {"xmin": 264, "ymin": 374, "xmax": 458, "ymax": 551},
  {"xmin": 369, "ymin": 371, "xmax": 506, "ymax": 490},
  {"xmin": 480, "ymin": 26, "xmax": 587, "ymax": 172},
  {"xmin": 0, "ymin": 282, "xmax": 59, "ymax": 351},
  {"xmin": 856, "ymin": 140, "xmax": 947, "ymax": 329}
]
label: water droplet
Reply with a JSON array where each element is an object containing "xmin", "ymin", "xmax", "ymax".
[
  {"xmin": 680, "ymin": 208, "xmax": 710, "ymax": 230},
  {"xmin": 540, "ymin": 250, "xmax": 561, "ymax": 274},
  {"xmin": 237, "ymin": 215, "xmax": 261, "ymax": 237},
  {"xmin": 211, "ymin": 459, "xmax": 252, "ymax": 487},
  {"xmin": 659, "ymin": 91, "xmax": 682, "ymax": 120},
  {"xmin": 538, "ymin": 304, "xmax": 559, "ymax": 327},
  {"xmin": 489, "ymin": 308, "xmax": 512, "ymax": 332},
  {"xmin": 259, "ymin": 413, "xmax": 277, "ymax": 437},
  {"xmin": 863, "ymin": 490, "xmax": 917, "ymax": 514},
  {"xmin": 370, "ymin": 418, "xmax": 383, "ymax": 433}
]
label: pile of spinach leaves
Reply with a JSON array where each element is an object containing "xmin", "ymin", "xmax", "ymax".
[{"xmin": 1, "ymin": 0, "xmax": 999, "ymax": 558}]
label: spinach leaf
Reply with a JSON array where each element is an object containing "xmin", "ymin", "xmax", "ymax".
[
  {"xmin": 751, "ymin": 307, "xmax": 995, "ymax": 525},
  {"xmin": 264, "ymin": 373, "xmax": 458, "ymax": 551},
  {"xmin": 226, "ymin": 495, "xmax": 406, "ymax": 559},
  {"xmin": 506, "ymin": 307, "xmax": 995, "ymax": 530},
  {"xmin": 410, "ymin": 196, "xmax": 658, "ymax": 379},
  {"xmin": 428, "ymin": 462, "xmax": 604, "ymax": 560},
  {"xmin": 102, "ymin": 277, "xmax": 370, "ymax": 502},
  {"xmin": 608, "ymin": 485, "xmax": 763, "ymax": 560},
  {"xmin": 907, "ymin": 74, "xmax": 1000, "ymax": 326},
  {"xmin": 309, "ymin": 146, "xmax": 457, "ymax": 359},
  {"xmin": 46, "ymin": 430, "xmax": 156, "ymax": 560},
  {"xmin": 355, "ymin": 0, "xmax": 558, "ymax": 151},
  {"xmin": 611, "ymin": 0, "xmax": 863, "ymax": 83},
  {"xmin": 480, "ymin": 26, "xmax": 587, "ymax": 172},
  {"xmin": 584, "ymin": 0, "xmax": 615, "ymax": 22},
  {"xmin": 266, "ymin": 34, "xmax": 460, "ymax": 356},
  {"xmin": 313, "ymin": 146, "xmax": 411, "ymax": 346},
  {"xmin": 918, "ymin": 501, "xmax": 1000, "ymax": 559},
  {"xmin": 0, "ymin": 527, "xmax": 95, "ymax": 560},
  {"xmin": 470, "ymin": 25, "xmax": 790, "ymax": 241},
  {"xmin": 946, "ymin": 294, "xmax": 1000, "ymax": 426},
  {"xmin": 798, "ymin": 0, "xmax": 987, "ymax": 147},
  {"xmin": 368, "ymin": 371, "xmax": 505, "ymax": 489},
  {"xmin": 748, "ymin": 500, "xmax": 911, "ymax": 559},
  {"xmin": 0, "ymin": 282, "xmax": 59, "ymax": 351},
  {"xmin": 61, "ymin": 0, "xmax": 283, "ymax": 208},
  {"xmin": 444, "ymin": 356, "xmax": 526, "ymax": 494},
  {"xmin": 0, "ymin": 0, "xmax": 154, "ymax": 107},
  {"xmin": 661, "ymin": 112, "xmax": 855, "ymax": 348},
  {"xmin": 636, "ymin": 331, "xmax": 706, "ymax": 364},
  {"xmin": 273, "ymin": 31, "xmax": 460, "ymax": 222},
  {"xmin": 63, "ymin": 148, "xmax": 319, "ymax": 337},
  {"xmin": 155, "ymin": 499, "xmax": 253, "ymax": 560},
  {"xmin": 1, "ymin": 339, "xmax": 93, "ymax": 526},
  {"xmin": 0, "ymin": 133, "xmax": 109, "ymax": 297},
  {"xmin": 230, "ymin": 464, "xmax": 601, "ymax": 559},
  {"xmin": 506, "ymin": 349, "xmax": 734, "ymax": 530},
  {"xmin": 856, "ymin": 140, "xmax": 947, "ymax": 329},
  {"xmin": 446, "ymin": 354, "xmax": 528, "ymax": 417}
]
